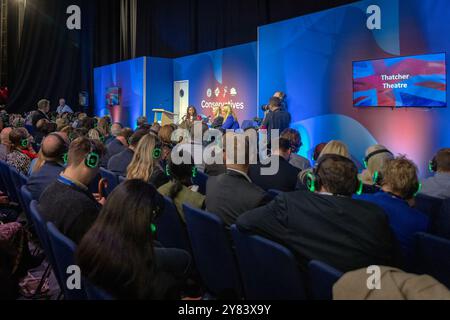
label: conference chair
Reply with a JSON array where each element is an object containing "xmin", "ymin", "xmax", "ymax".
[
  {"xmin": 415, "ymin": 193, "xmax": 444, "ymax": 218},
  {"xmin": 99, "ymin": 168, "xmax": 119, "ymax": 197},
  {"xmin": 29, "ymin": 201, "xmax": 59, "ymax": 296},
  {"xmin": 415, "ymin": 232, "xmax": 450, "ymax": 289},
  {"xmin": 433, "ymin": 199, "xmax": 450, "ymax": 240},
  {"xmin": 183, "ymin": 204, "xmax": 242, "ymax": 298},
  {"xmin": 308, "ymin": 260, "xmax": 344, "ymax": 300},
  {"xmin": 47, "ymin": 222, "xmax": 87, "ymax": 300},
  {"xmin": 20, "ymin": 185, "xmax": 34, "ymax": 227},
  {"xmin": 0, "ymin": 160, "xmax": 18, "ymax": 203},
  {"xmin": 192, "ymin": 171, "xmax": 208, "ymax": 196},
  {"xmin": 155, "ymin": 196, "xmax": 191, "ymax": 252},
  {"xmin": 118, "ymin": 176, "xmax": 126, "ymax": 184},
  {"xmin": 9, "ymin": 167, "xmax": 28, "ymax": 209},
  {"xmin": 231, "ymin": 225, "xmax": 307, "ymax": 300}
]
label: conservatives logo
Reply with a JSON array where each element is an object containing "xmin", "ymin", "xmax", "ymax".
[{"xmin": 202, "ymin": 84, "xmax": 245, "ymax": 110}]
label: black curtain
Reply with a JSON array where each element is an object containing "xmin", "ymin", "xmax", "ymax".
[
  {"xmin": 7, "ymin": 0, "xmax": 93, "ymax": 114},
  {"xmin": 6, "ymin": 0, "xmax": 358, "ymax": 113}
]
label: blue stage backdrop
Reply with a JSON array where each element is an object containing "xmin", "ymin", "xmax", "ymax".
[
  {"xmin": 174, "ymin": 42, "xmax": 258, "ymax": 124},
  {"xmin": 258, "ymin": 0, "xmax": 450, "ymax": 176},
  {"xmin": 94, "ymin": 58, "xmax": 146, "ymax": 129}
]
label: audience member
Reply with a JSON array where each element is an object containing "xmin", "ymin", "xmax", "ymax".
[
  {"xmin": 108, "ymin": 129, "xmax": 148, "ymax": 177},
  {"xmin": 281, "ymin": 128, "xmax": 311, "ymax": 171},
  {"xmin": 6, "ymin": 128, "xmax": 34, "ymax": 175},
  {"xmin": 38, "ymin": 137, "xmax": 106, "ymax": 243},
  {"xmin": 137, "ymin": 116, "xmax": 149, "ymax": 129},
  {"xmin": 421, "ymin": 149, "xmax": 450, "ymax": 199},
  {"xmin": 76, "ymin": 180, "xmax": 191, "ymax": 300},
  {"xmin": 127, "ymin": 134, "xmax": 169, "ymax": 189},
  {"xmin": 238, "ymin": 154, "xmax": 399, "ymax": 272},
  {"xmin": 26, "ymin": 132, "xmax": 69, "ymax": 200},
  {"xmin": 158, "ymin": 153, "xmax": 205, "ymax": 223},
  {"xmin": 206, "ymin": 132, "xmax": 270, "ymax": 227},
  {"xmin": 102, "ymin": 127, "xmax": 133, "ymax": 167},
  {"xmin": 319, "ymin": 140, "xmax": 351, "ymax": 159},
  {"xmin": 356, "ymin": 156, "xmax": 429, "ymax": 266},
  {"xmin": 56, "ymin": 98, "xmax": 73, "ymax": 114},
  {"xmin": 0, "ymin": 127, "xmax": 12, "ymax": 161},
  {"xmin": 31, "ymin": 99, "xmax": 51, "ymax": 127},
  {"xmin": 360, "ymin": 145, "xmax": 394, "ymax": 193},
  {"xmin": 248, "ymin": 137, "xmax": 300, "ymax": 192}
]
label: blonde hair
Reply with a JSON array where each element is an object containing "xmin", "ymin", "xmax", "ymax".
[
  {"xmin": 361, "ymin": 145, "xmax": 394, "ymax": 185},
  {"xmin": 127, "ymin": 134, "xmax": 159, "ymax": 182},
  {"xmin": 223, "ymin": 104, "xmax": 238, "ymax": 121},
  {"xmin": 88, "ymin": 129, "xmax": 102, "ymax": 141},
  {"xmin": 32, "ymin": 150, "xmax": 46, "ymax": 174},
  {"xmin": 319, "ymin": 140, "xmax": 350, "ymax": 159},
  {"xmin": 212, "ymin": 107, "xmax": 222, "ymax": 119}
]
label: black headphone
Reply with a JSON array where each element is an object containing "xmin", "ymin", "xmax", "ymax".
[
  {"xmin": 85, "ymin": 141, "xmax": 101, "ymax": 169},
  {"xmin": 306, "ymin": 154, "xmax": 363, "ymax": 196},
  {"xmin": 165, "ymin": 163, "xmax": 198, "ymax": 179},
  {"xmin": 364, "ymin": 149, "xmax": 393, "ymax": 169}
]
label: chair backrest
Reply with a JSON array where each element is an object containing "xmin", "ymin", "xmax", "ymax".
[
  {"xmin": 183, "ymin": 204, "xmax": 242, "ymax": 298},
  {"xmin": 46, "ymin": 222, "xmax": 87, "ymax": 300},
  {"xmin": 0, "ymin": 160, "xmax": 18, "ymax": 203},
  {"xmin": 118, "ymin": 176, "xmax": 126, "ymax": 184},
  {"xmin": 155, "ymin": 196, "xmax": 191, "ymax": 252},
  {"xmin": 99, "ymin": 168, "xmax": 119, "ymax": 197},
  {"xmin": 231, "ymin": 225, "xmax": 307, "ymax": 300},
  {"xmin": 9, "ymin": 166, "xmax": 28, "ymax": 209},
  {"xmin": 308, "ymin": 260, "xmax": 344, "ymax": 300},
  {"xmin": 416, "ymin": 232, "xmax": 450, "ymax": 289},
  {"xmin": 192, "ymin": 171, "xmax": 208, "ymax": 195},
  {"xmin": 21, "ymin": 185, "xmax": 34, "ymax": 226},
  {"xmin": 430, "ymin": 198, "xmax": 450, "ymax": 240},
  {"xmin": 415, "ymin": 194, "xmax": 444, "ymax": 222}
]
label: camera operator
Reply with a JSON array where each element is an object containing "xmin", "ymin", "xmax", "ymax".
[{"xmin": 260, "ymin": 97, "xmax": 292, "ymax": 142}]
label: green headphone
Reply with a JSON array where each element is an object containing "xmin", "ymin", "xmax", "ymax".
[
  {"xmin": 153, "ymin": 148, "xmax": 162, "ymax": 159},
  {"xmin": 21, "ymin": 138, "xmax": 29, "ymax": 148},
  {"xmin": 151, "ymin": 223, "xmax": 157, "ymax": 234},
  {"xmin": 85, "ymin": 141, "xmax": 100, "ymax": 169}
]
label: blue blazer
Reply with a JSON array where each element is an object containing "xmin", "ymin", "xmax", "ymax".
[
  {"xmin": 222, "ymin": 115, "xmax": 240, "ymax": 131},
  {"xmin": 355, "ymin": 192, "xmax": 429, "ymax": 264}
]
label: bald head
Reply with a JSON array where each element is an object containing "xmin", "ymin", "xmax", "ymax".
[
  {"xmin": 41, "ymin": 132, "xmax": 69, "ymax": 162},
  {"xmin": 1, "ymin": 127, "xmax": 12, "ymax": 145},
  {"xmin": 111, "ymin": 123, "xmax": 123, "ymax": 137}
]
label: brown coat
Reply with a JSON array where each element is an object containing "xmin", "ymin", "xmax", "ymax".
[{"xmin": 334, "ymin": 266, "xmax": 450, "ymax": 300}]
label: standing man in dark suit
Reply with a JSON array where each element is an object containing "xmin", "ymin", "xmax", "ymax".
[
  {"xmin": 248, "ymin": 137, "xmax": 300, "ymax": 192},
  {"xmin": 206, "ymin": 132, "xmax": 271, "ymax": 227},
  {"xmin": 31, "ymin": 99, "xmax": 51, "ymax": 128},
  {"xmin": 260, "ymin": 97, "xmax": 292, "ymax": 143},
  {"xmin": 237, "ymin": 154, "xmax": 399, "ymax": 273}
]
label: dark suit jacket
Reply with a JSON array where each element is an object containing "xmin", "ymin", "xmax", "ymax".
[
  {"xmin": 206, "ymin": 169, "xmax": 271, "ymax": 227},
  {"xmin": 39, "ymin": 180, "xmax": 101, "ymax": 244},
  {"xmin": 101, "ymin": 138, "xmax": 127, "ymax": 167},
  {"xmin": 237, "ymin": 191, "xmax": 399, "ymax": 272},
  {"xmin": 107, "ymin": 148, "xmax": 134, "ymax": 177},
  {"xmin": 248, "ymin": 155, "xmax": 300, "ymax": 192},
  {"xmin": 31, "ymin": 110, "xmax": 50, "ymax": 127},
  {"xmin": 26, "ymin": 162, "xmax": 65, "ymax": 200}
]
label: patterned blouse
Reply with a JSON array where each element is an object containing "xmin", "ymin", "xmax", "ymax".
[{"xmin": 6, "ymin": 150, "xmax": 31, "ymax": 176}]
